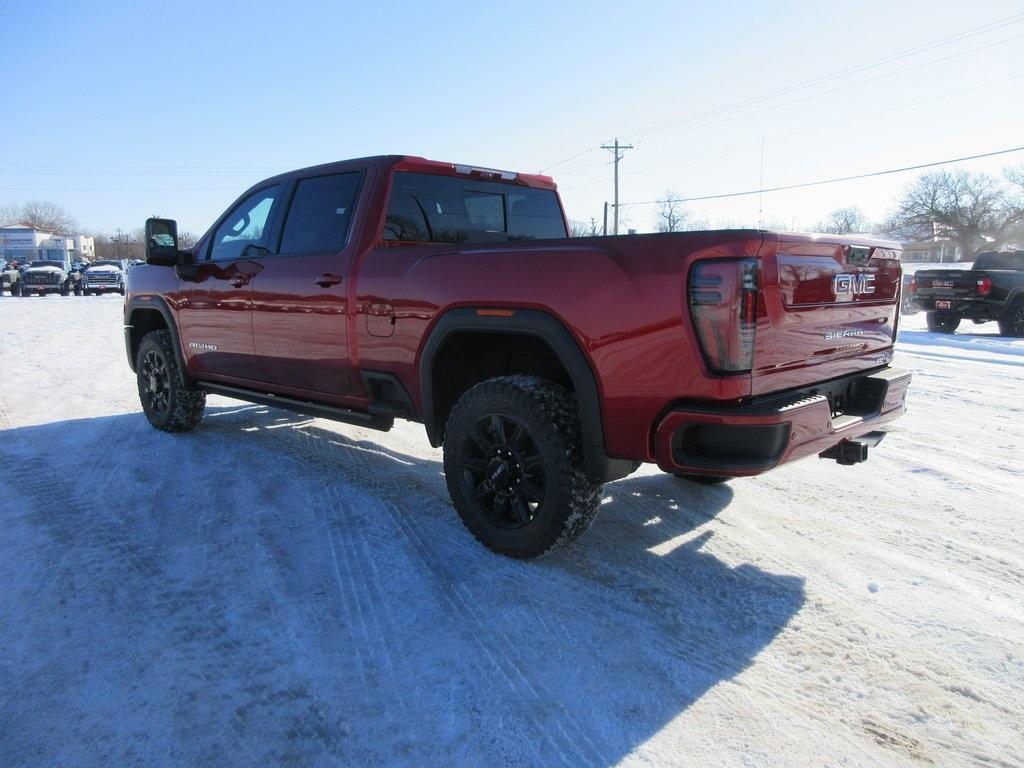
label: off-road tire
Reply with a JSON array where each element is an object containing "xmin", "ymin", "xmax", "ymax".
[
  {"xmin": 926, "ymin": 311, "xmax": 960, "ymax": 334},
  {"xmin": 60, "ymin": 281, "xmax": 70, "ymax": 296},
  {"xmin": 136, "ymin": 329, "xmax": 206, "ymax": 432},
  {"xmin": 119, "ymin": 283, "xmax": 126, "ymax": 296},
  {"xmin": 998, "ymin": 299, "xmax": 1024, "ymax": 337},
  {"xmin": 674, "ymin": 473, "xmax": 730, "ymax": 485},
  {"xmin": 443, "ymin": 375, "xmax": 603, "ymax": 559}
]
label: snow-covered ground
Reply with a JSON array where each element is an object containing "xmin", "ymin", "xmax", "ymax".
[{"xmin": 1, "ymin": 294, "xmax": 1022, "ymax": 767}]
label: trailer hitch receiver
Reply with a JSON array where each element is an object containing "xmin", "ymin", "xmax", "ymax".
[{"xmin": 819, "ymin": 431, "xmax": 886, "ymax": 466}]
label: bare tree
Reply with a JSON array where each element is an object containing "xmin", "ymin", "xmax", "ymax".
[
  {"xmin": 813, "ymin": 205, "xmax": 872, "ymax": 235},
  {"xmin": 0, "ymin": 202, "xmax": 21, "ymax": 226},
  {"xmin": 178, "ymin": 231, "xmax": 199, "ymax": 249},
  {"xmin": 110, "ymin": 228, "xmax": 143, "ymax": 259},
  {"xmin": 0, "ymin": 200, "xmax": 78, "ymax": 233},
  {"xmin": 892, "ymin": 169, "xmax": 1024, "ymax": 260},
  {"xmin": 655, "ymin": 191, "xmax": 689, "ymax": 232},
  {"xmin": 17, "ymin": 201, "xmax": 78, "ymax": 234},
  {"xmin": 569, "ymin": 218, "xmax": 602, "ymax": 237}
]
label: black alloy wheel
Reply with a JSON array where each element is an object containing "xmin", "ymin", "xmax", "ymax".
[
  {"xmin": 1001, "ymin": 300, "xmax": 1024, "ymax": 337},
  {"xmin": 459, "ymin": 413, "xmax": 545, "ymax": 530},
  {"xmin": 140, "ymin": 347, "xmax": 171, "ymax": 419}
]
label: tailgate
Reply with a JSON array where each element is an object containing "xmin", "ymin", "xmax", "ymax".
[
  {"xmin": 914, "ymin": 269, "xmax": 983, "ymax": 299},
  {"xmin": 751, "ymin": 235, "xmax": 901, "ymax": 396}
]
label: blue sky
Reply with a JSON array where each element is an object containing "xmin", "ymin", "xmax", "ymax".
[{"xmin": 1, "ymin": 0, "xmax": 1022, "ymax": 235}]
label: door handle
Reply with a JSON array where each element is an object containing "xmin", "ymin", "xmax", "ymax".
[
  {"xmin": 229, "ymin": 275, "xmax": 249, "ymax": 288},
  {"xmin": 314, "ymin": 273, "xmax": 343, "ymax": 287}
]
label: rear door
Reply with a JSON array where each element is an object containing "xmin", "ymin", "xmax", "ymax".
[
  {"xmin": 752, "ymin": 236, "xmax": 901, "ymax": 395},
  {"xmin": 178, "ymin": 184, "xmax": 283, "ymax": 381},
  {"xmin": 250, "ymin": 170, "xmax": 364, "ymax": 397}
]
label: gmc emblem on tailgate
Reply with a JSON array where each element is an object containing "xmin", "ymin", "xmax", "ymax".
[{"xmin": 832, "ymin": 273, "xmax": 875, "ymax": 297}]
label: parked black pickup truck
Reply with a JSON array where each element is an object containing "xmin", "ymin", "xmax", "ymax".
[{"xmin": 913, "ymin": 250, "xmax": 1024, "ymax": 336}]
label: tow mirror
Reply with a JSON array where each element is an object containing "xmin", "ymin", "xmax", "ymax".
[{"xmin": 145, "ymin": 218, "xmax": 182, "ymax": 266}]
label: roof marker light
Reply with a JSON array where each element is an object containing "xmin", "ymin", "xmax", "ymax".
[{"xmin": 454, "ymin": 164, "xmax": 518, "ymax": 181}]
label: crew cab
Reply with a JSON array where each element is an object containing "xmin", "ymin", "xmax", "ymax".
[
  {"xmin": 125, "ymin": 155, "xmax": 911, "ymax": 558},
  {"xmin": 913, "ymin": 250, "xmax": 1024, "ymax": 336}
]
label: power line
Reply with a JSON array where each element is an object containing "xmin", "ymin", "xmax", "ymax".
[
  {"xmin": 622, "ymin": 12, "xmax": 1024, "ymax": 141},
  {"xmin": 536, "ymin": 11, "xmax": 1024, "ymax": 173},
  {"xmin": 633, "ymin": 31, "xmax": 1024, "ymax": 147},
  {"xmin": 562, "ymin": 72, "xmax": 1024, "ymax": 190},
  {"xmin": 618, "ymin": 146, "xmax": 1024, "ymax": 207},
  {"xmin": 547, "ymin": 30, "xmax": 1024, "ymax": 180}
]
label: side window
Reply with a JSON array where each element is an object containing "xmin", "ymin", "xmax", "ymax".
[
  {"xmin": 209, "ymin": 185, "xmax": 281, "ymax": 261},
  {"xmin": 279, "ymin": 173, "xmax": 361, "ymax": 253}
]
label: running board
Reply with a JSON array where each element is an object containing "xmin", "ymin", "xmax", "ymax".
[{"xmin": 198, "ymin": 382, "xmax": 394, "ymax": 431}]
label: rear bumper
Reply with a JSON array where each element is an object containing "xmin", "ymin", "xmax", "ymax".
[
  {"xmin": 913, "ymin": 296, "xmax": 997, "ymax": 318},
  {"xmin": 653, "ymin": 366, "xmax": 911, "ymax": 477}
]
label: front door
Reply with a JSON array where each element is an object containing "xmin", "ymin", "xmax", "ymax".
[
  {"xmin": 177, "ymin": 184, "xmax": 283, "ymax": 382},
  {"xmin": 251, "ymin": 171, "xmax": 363, "ymax": 397}
]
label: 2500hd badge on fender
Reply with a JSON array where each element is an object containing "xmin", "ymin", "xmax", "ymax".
[{"xmin": 125, "ymin": 155, "xmax": 911, "ymax": 559}]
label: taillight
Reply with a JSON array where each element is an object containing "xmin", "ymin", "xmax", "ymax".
[
  {"xmin": 909, "ymin": 275, "xmax": 917, "ymax": 294},
  {"xmin": 977, "ymin": 277, "xmax": 992, "ymax": 296},
  {"xmin": 688, "ymin": 258, "xmax": 759, "ymax": 373}
]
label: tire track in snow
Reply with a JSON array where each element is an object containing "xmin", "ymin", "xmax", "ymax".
[{"xmin": 249, "ymin": 413, "xmax": 606, "ymax": 767}]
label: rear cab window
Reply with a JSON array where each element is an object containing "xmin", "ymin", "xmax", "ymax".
[
  {"xmin": 973, "ymin": 251, "xmax": 1024, "ymax": 271},
  {"xmin": 382, "ymin": 172, "xmax": 566, "ymax": 244}
]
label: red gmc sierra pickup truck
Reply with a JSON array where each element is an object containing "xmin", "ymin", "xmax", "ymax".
[{"xmin": 127, "ymin": 155, "xmax": 911, "ymax": 558}]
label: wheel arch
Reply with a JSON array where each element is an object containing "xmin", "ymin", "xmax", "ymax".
[
  {"xmin": 125, "ymin": 296, "xmax": 192, "ymax": 387},
  {"xmin": 418, "ymin": 307, "xmax": 636, "ymax": 483}
]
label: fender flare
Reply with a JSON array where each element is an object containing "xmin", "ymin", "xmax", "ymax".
[
  {"xmin": 124, "ymin": 296, "xmax": 193, "ymax": 388},
  {"xmin": 418, "ymin": 307, "xmax": 636, "ymax": 484},
  {"xmin": 1003, "ymin": 286, "xmax": 1024, "ymax": 312}
]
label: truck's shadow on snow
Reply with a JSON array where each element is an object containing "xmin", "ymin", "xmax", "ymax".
[{"xmin": 1, "ymin": 405, "xmax": 806, "ymax": 768}]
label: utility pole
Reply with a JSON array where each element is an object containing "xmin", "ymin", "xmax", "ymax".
[
  {"xmin": 602, "ymin": 202, "xmax": 608, "ymax": 236},
  {"xmin": 601, "ymin": 138, "xmax": 633, "ymax": 235}
]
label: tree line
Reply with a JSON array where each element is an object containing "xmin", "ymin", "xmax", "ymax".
[
  {"xmin": 6, "ymin": 165, "xmax": 1024, "ymax": 261},
  {"xmin": 0, "ymin": 201, "xmax": 196, "ymax": 260},
  {"xmin": 570, "ymin": 165, "xmax": 1024, "ymax": 258}
]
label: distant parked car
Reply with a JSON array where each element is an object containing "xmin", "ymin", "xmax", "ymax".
[
  {"xmin": 82, "ymin": 259, "xmax": 128, "ymax": 295},
  {"xmin": 2, "ymin": 260, "xmax": 25, "ymax": 295}
]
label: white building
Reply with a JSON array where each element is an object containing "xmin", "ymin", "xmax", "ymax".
[
  {"xmin": 0, "ymin": 224, "xmax": 95, "ymax": 263},
  {"xmin": 901, "ymin": 238, "xmax": 962, "ymax": 263}
]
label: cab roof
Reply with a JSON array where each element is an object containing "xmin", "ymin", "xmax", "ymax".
[{"xmin": 263, "ymin": 155, "xmax": 557, "ymax": 190}]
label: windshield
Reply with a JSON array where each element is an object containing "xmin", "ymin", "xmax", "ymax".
[
  {"xmin": 973, "ymin": 251, "xmax": 1024, "ymax": 271},
  {"xmin": 89, "ymin": 260, "xmax": 122, "ymax": 269},
  {"xmin": 29, "ymin": 260, "xmax": 63, "ymax": 268}
]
